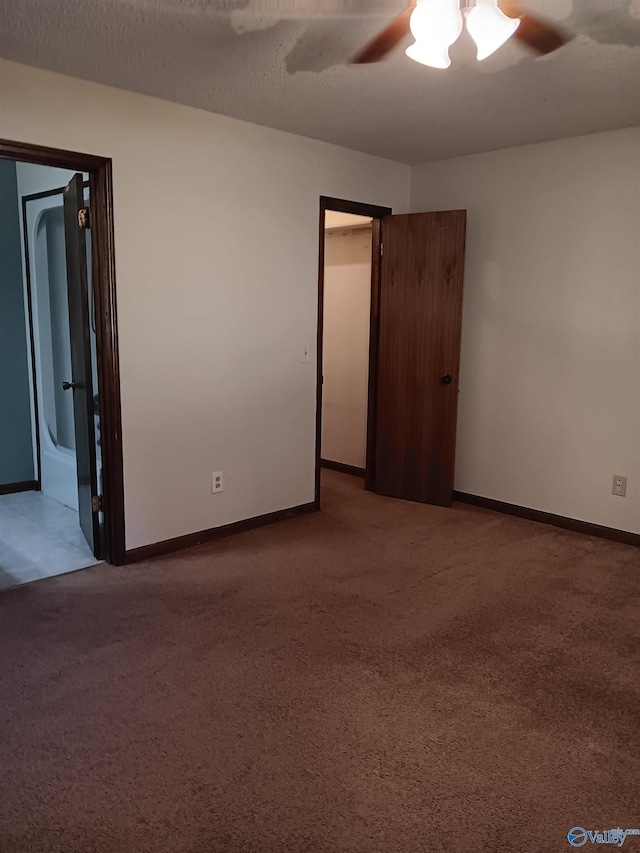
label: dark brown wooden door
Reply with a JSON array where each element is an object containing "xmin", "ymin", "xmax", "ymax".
[
  {"xmin": 374, "ymin": 210, "xmax": 467, "ymax": 506},
  {"xmin": 63, "ymin": 174, "xmax": 101, "ymax": 556}
]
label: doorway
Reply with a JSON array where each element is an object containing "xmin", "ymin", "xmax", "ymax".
[
  {"xmin": 23, "ymin": 174, "xmax": 89, "ymax": 512},
  {"xmin": 316, "ymin": 197, "xmax": 391, "ymax": 505},
  {"xmin": 316, "ymin": 198, "xmax": 467, "ymax": 510},
  {"xmin": 321, "ymin": 212, "xmax": 373, "ymax": 477},
  {"xmin": 0, "ymin": 140, "xmax": 124, "ymax": 589}
]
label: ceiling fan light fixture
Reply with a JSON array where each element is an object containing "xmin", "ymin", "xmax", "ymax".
[
  {"xmin": 405, "ymin": 40, "xmax": 452, "ymax": 69},
  {"xmin": 405, "ymin": 0, "xmax": 463, "ymax": 69},
  {"xmin": 465, "ymin": 0, "xmax": 520, "ymax": 61}
]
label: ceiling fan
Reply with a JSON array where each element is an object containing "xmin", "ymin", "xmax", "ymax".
[{"xmin": 352, "ymin": 0, "xmax": 569, "ymax": 68}]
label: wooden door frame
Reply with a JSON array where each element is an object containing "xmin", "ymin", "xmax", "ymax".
[
  {"xmin": 316, "ymin": 196, "xmax": 392, "ymax": 507},
  {"xmin": 0, "ymin": 138, "xmax": 125, "ymax": 566}
]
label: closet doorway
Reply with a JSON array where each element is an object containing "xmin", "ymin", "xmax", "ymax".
[{"xmin": 316, "ymin": 196, "xmax": 468, "ymax": 509}]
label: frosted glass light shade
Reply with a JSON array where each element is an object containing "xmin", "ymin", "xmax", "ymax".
[
  {"xmin": 466, "ymin": 0, "xmax": 520, "ymax": 61},
  {"xmin": 405, "ymin": 40, "xmax": 452, "ymax": 69},
  {"xmin": 405, "ymin": 0, "xmax": 463, "ymax": 70}
]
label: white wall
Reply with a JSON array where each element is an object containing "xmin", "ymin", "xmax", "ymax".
[
  {"xmin": 0, "ymin": 60, "xmax": 410, "ymax": 549},
  {"xmin": 322, "ymin": 226, "xmax": 372, "ymax": 469},
  {"xmin": 411, "ymin": 128, "xmax": 640, "ymax": 534}
]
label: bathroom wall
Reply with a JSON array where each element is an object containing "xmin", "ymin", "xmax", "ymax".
[{"xmin": 0, "ymin": 159, "xmax": 34, "ymax": 486}]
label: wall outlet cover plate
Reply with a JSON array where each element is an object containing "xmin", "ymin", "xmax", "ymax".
[{"xmin": 612, "ymin": 475, "xmax": 627, "ymax": 497}]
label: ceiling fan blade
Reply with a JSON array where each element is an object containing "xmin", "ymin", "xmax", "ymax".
[
  {"xmin": 514, "ymin": 15, "xmax": 569, "ymax": 54},
  {"xmin": 351, "ymin": 3, "xmax": 415, "ymax": 63},
  {"xmin": 499, "ymin": 0, "xmax": 569, "ymax": 55}
]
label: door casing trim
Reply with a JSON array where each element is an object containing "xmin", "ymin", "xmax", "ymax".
[
  {"xmin": 316, "ymin": 196, "xmax": 392, "ymax": 507},
  {"xmin": 0, "ymin": 138, "xmax": 125, "ymax": 565}
]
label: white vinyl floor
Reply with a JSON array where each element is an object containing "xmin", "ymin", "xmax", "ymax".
[{"xmin": 0, "ymin": 491, "xmax": 99, "ymax": 591}]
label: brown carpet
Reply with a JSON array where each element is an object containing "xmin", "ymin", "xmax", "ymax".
[{"xmin": 1, "ymin": 471, "xmax": 639, "ymax": 853}]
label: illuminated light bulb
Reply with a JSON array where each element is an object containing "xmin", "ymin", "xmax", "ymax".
[
  {"xmin": 405, "ymin": 0, "xmax": 464, "ymax": 70},
  {"xmin": 405, "ymin": 39, "xmax": 453, "ymax": 69},
  {"xmin": 465, "ymin": 0, "xmax": 520, "ymax": 61}
]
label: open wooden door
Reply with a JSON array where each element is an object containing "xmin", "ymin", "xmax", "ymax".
[
  {"xmin": 63, "ymin": 173, "xmax": 102, "ymax": 557},
  {"xmin": 373, "ymin": 210, "xmax": 467, "ymax": 506}
]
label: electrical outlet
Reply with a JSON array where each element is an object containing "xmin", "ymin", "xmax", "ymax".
[
  {"xmin": 612, "ymin": 475, "xmax": 627, "ymax": 497},
  {"xmin": 212, "ymin": 471, "xmax": 223, "ymax": 494},
  {"xmin": 302, "ymin": 345, "xmax": 311, "ymax": 363}
]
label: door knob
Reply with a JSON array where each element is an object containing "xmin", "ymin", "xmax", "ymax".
[
  {"xmin": 62, "ymin": 381, "xmax": 77, "ymax": 391},
  {"xmin": 441, "ymin": 374, "xmax": 453, "ymax": 385}
]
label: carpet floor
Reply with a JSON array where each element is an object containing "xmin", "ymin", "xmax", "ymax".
[{"xmin": 1, "ymin": 471, "xmax": 639, "ymax": 853}]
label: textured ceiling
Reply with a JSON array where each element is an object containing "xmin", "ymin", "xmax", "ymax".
[{"xmin": 1, "ymin": 0, "xmax": 639, "ymax": 164}]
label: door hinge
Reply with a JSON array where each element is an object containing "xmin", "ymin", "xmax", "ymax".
[
  {"xmin": 91, "ymin": 494, "xmax": 103, "ymax": 512},
  {"xmin": 381, "ymin": 242, "xmax": 384, "ymax": 257},
  {"xmin": 78, "ymin": 207, "xmax": 91, "ymax": 229}
]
